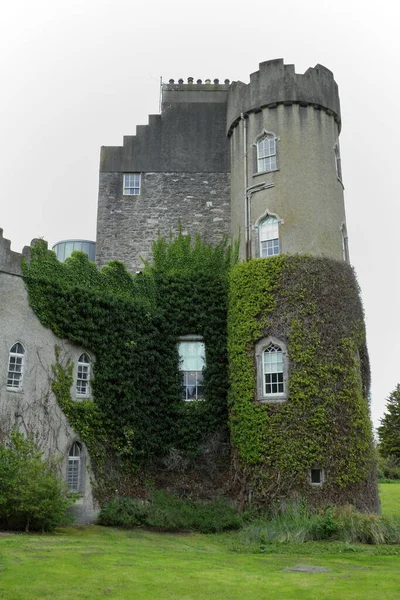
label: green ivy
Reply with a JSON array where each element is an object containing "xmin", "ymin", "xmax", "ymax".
[
  {"xmin": 228, "ymin": 256, "xmax": 377, "ymax": 511},
  {"xmin": 22, "ymin": 233, "xmax": 235, "ymax": 499}
]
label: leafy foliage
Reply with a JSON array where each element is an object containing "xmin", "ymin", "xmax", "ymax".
[
  {"xmin": 98, "ymin": 491, "xmax": 243, "ymax": 533},
  {"xmin": 0, "ymin": 431, "xmax": 74, "ymax": 531},
  {"xmin": 228, "ymin": 255, "xmax": 376, "ymax": 511},
  {"xmin": 378, "ymin": 385, "xmax": 400, "ymax": 460},
  {"xmin": 23, "ymin": 233, "xmax": 235, "ymax": 500}
]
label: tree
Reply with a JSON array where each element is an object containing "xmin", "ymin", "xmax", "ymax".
[
  {"xmin": 0, "ymin": 430, "xmax": 75, "ymax": 531},
  {"xmin": 378, "ymin": 384, "xmax": 400, "ymax": 460}
]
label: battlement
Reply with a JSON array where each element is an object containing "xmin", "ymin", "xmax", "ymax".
[
  {"xmin": 162, "ymin": 78, "xmax": 230, "ymax": 105},
  {"xmin": 227, "ymin": 58, "xmax": 341, "ymax": 134},
  {"xmin": 0, "ymin": 229, "xmax": 35, "ymax": 275}
]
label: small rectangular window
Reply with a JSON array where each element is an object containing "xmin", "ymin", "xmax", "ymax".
[
  {"xmin": 310, "ymin": 469, "xmax": 324, "ymax": 485},
  {"xmin": 257, "ymin": 136, "xmax": 277, "ymax": 173},
  {"xmin": 123, "ymin": 173, "xmax": 141, "ymax": 195}
]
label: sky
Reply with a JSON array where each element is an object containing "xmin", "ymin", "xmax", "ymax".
[{"xmin": 1, "ymin": 0, "xmax": 399, "ymax": 429}]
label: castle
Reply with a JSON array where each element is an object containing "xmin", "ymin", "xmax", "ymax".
[{"xmin": 0, "ymin": 60, "xmax": 378, "ymax": 522}]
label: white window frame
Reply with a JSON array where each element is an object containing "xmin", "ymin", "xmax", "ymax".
[
  {"xmin": 76, "ymin": 353, "xmax": 91, "ymax": 398},
  {"xmin": 263, "ymin": 343, "xmax": 285, "ymax": 396},
  {"xmin": 7, "ymin": 342, "xmax": 25, "ymax": 392},
  {"xmin": 255, "ymin": 337, "xmax": 288, "ymax": 403},
  {"xmin": 259, "ymin": 215, "xmax": 280, "ymax": 257},
  {"xmin": 334, "ymin": 141, "xmax": 343, "ymax": 183},
  {"xmin": 254, "ymin": 130, "xmax": 279, "ymax": 174},
  {"xmin": 67, "ymin": 442, "xmax": 82, "ymax": 492},
  {"xmin": 178, "ymin": 335, "xmax": 205, "ymax": 401},
  {"xmin": 123, "ymin": 173, "xmax": 141, "ymax": 195},
  {"xmin": 310, "ymin": 468, "xmax": 325, "ymax": 486},
  {"xmin": 340, "ymin": 222, "xmax": 350, "ymax": 263}
]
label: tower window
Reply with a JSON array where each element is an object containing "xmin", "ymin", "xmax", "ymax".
[
  {"xmin": 178, "ymin": 337, "xmax": 205, "ymax": 401},
  {"xmin": 259, "ymin": 216, "xmax": 280, "ymax": 257},
  {"xmin": 123, "ymin": 173, "xmax": 141, "ymax": 195},
  {"xmin": 7, "ymin": 343, "xmax": 25, "ymax": 391},
  {"xmin": 263, "ymin": 343, "xmax": 284, "ymax": 396},
  {"xmin": 256, "ymin": 134, "xmax": 277, "ymax": 173},
  {"xmin": 334, "ymin": 142, "xmax": 342, "ymax": 182},
  {"xmin": 310, "ymin": 468, "xmax": 325, "ymax": 485},
  {"xmin": 67, "ymin": 442, "xmax": 82, "ymax": 492},
  {"xmin": 76, "ymin": 353, "xmax": 91, "ymax": 398}
]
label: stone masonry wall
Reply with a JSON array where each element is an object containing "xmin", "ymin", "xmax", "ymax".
[{"xmin": 96, "ymin": 171, "xmax": 231, "ymax": 271}]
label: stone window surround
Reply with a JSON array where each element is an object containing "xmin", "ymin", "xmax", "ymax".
[{"xmin": 255, "ymin": 335, "xmax": 288, "ymax": 403}]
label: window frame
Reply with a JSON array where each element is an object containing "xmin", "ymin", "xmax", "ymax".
[
  {"xmin": 67, "ymin": 441, "xmax": 83, "ymax": 493},
  {"xmin": 76, "ymin": 353, "xmax": 91, "ymax": 398},
  {"xmin": 255, "ymin": 336, "xmax": 288, "ymax": 403},
  {"xmin": 123, "ymin": 173, "xmax": 141, "ymax": 196},
  {"xmin": 340, "ymin": 222, "xmax": 350, "ymax": 263},
  {"xmin": 310, "ymin": 468, "xmax": 325, "ymax": 486},
  {"xmin": 178, "ymin": 335, "xmax": 206, "ymax": 402},
  {"xmin": 253, "ymin": 130, "xmax": 279, "ymax": 175},
  {"xmin": 258, "ymin": 215, "xmax": 280, "ymax": 258},
  {"xmin": 334, "ymin": 141, "xmax": 343, "ymax": 184},
  {"xmin": 7, "ymin": 342, "xmax": 25, "ymax": 392}
]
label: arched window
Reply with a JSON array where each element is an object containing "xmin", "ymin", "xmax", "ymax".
[
  {"xmin": 256, "ymin": 133, "xmax": 277, "ymax": 173},
  {"xmin": 76, "ymin": 353, "xmax": 91, "ymax": 397},
  {"xmin": 178, "ymin": 336, "xmax": 205, "ymax": 401},
  {"xmin": 7, "ymin": 342, "xmax": 25, "ymax": 391},
  {"xmin": 263, "ymin": 343, "xmax": 284, "ymax": 396},
  {"xmin": 67, "ymin": 442, "xmax": 82, "ymax": 492},
  {"xmin": 255, "ymin": 337, "xmax": 288, "ymax": 402},
  {"xmin": 259, "ymin": 216, "xmax": 280, "ymax": 257}
]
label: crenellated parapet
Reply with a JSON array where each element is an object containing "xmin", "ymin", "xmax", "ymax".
[
  {"xmin": 227, "ymin": 59, "xmax": 341, "ymax": 135},
  {"xmin": 0, "ymin": 229, "xmax": 37, "ymax": 275}
]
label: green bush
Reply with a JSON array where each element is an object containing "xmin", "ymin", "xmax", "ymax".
[
  {"xmin": 378, "ymin": 453, "xmax": 400, "ymax": 481},
  {"xmin": 0, "ymin": 431, "xmax": 75, "ymax": 532},
  {"xmin": 98, "ymin": 491, "xmax": 243, "ymax": 533},
  {"xmin": 97, "ymin": 497, "xmax": 148, "ymax": 527}
]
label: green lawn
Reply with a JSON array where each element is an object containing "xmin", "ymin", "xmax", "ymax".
[
  {"xmin": 379, "ymin": 481, "xmax": 400, "ymax": 516},
  {"xmin": 0, "ymin": 484, "xmax": 398, "ymax": 600}
]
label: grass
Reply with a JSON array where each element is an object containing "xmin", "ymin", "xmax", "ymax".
[
  {"xmin": 379, "ymin": 480, "xmax": 400, "ymax": 516},
  {"xmin": 0, "ymin": 484, "xmax": 398, "ymax": 600}
]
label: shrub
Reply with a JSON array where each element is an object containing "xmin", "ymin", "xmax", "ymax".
[
  {"xmin": 239, "ymin": 502, "xmax": 400, "ymax": 546},
  {"xmin": 98, "ymin": 491, "xmax": 243, "ymax": 533},
  {"xmin": 97, "ymin": 497, "xmax": 148, "ymax": 527},
  {"xmin": 0, "ymin": 431, "xmax": 75, "ymax": 531}
]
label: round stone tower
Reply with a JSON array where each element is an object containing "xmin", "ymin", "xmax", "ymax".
[{"xmin": 227, "ymin": 59, "xmax": 348, "ymax": 262}]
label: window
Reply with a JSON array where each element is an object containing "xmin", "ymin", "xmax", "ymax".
[
  {"xmin": 7, "ymin": 343, "xmax": 25, "ymax": 391},
  {"xmin": 341, "ymin": 223, "xmax": 350, "ymax": 263},
  {"xmin": 123, "ymin": 173, "xmax": 141, "ymax": 195},
  {"xmin": 334, "ymin": 142, "xmax": 342, "ymax": 182},
  {"xmin": 263, "ymin": 343, "xmax": 284, "ymax": 396},
  {"xmin": 259, "ymin": 215, "xmax": 280, "ymax": 257},
  {"xmin": 67, "ymin": 442, "xmax": 82, "ymax": 492},
  {"xmin": 178, "ymin": 337, "xmax": 205, "ymax": 401},
  {"xmin": 76, "ymin": 353, "xmax": 91, "ymax": 397},
  {"xmin": 256, "ymin": 134, "xmax": 277, "ymax": 173},
  {"xmin": 310, "ymin": 468, "xmax": 325, "ymax": 486},
  {"xmin": 255, "ymin": 337, "xmax": 287, "ymax": 402}
]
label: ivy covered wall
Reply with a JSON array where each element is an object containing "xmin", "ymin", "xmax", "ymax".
[
  {"xmin": 22, "ymin": 234, "xmax": 235, "ymax": 502},
  {"xmin": 228, "ymin": 255, "xmax": 378, "ymax": 512},
  {"xmin": 22, "ymin": 238, "xmax": 378, "ymax": 511}
]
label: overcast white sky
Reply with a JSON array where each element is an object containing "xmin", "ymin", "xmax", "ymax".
[{"xmin": 1, "ymin": 0, "xmax": 399, "ymax": 429}]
